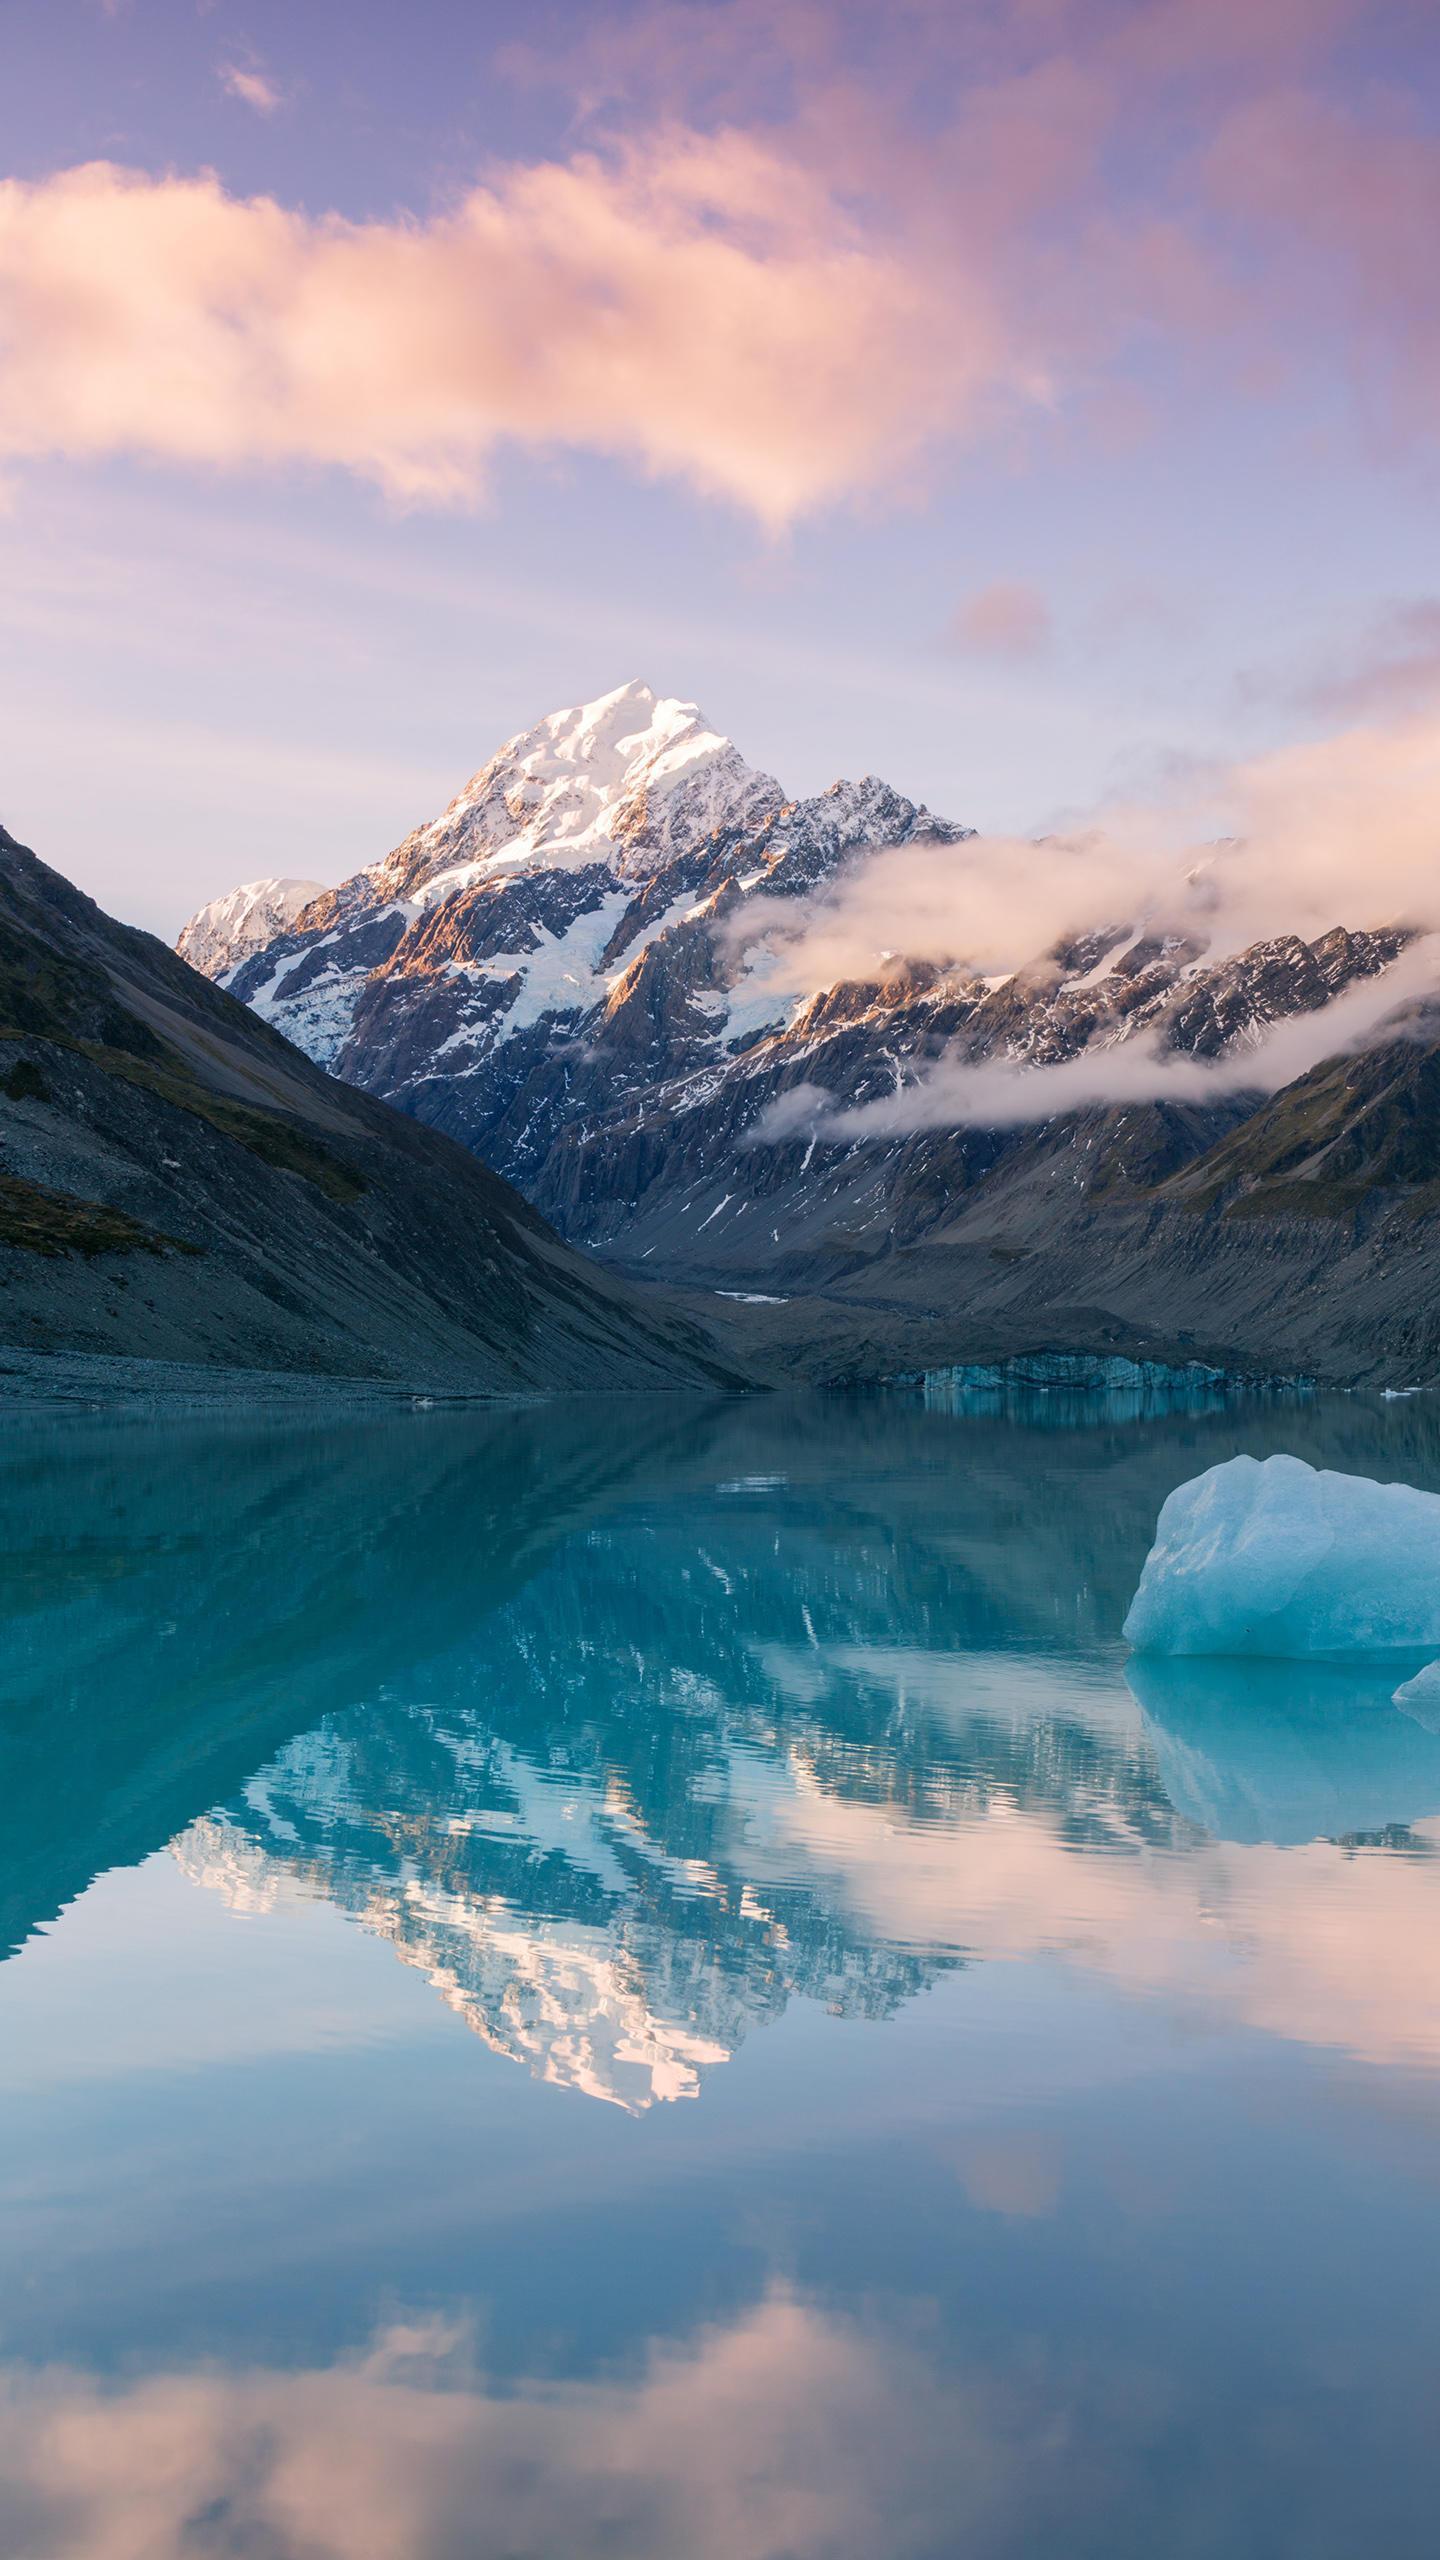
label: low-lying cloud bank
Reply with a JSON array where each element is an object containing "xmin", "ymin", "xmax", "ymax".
[
  {"xmin": 759, "ymin": 939, "xmax": 1440, "ymax": 1142},
  {"xmin": 741, "ymin": 706, "xmax": 1440, "ymax": 1138},
  {"xmin": 749, "ymin": 706, "xmax": 1440, "ymax": 989}
]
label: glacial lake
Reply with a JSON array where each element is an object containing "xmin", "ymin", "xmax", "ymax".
[{"xmin": 4, "ymin": 1383, "xmax": 1440, "ymax": 2557}]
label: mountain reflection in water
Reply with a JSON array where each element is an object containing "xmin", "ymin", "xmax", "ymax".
[
  {"xmin": 8, "ymin": 1388, "xmax": 1440, "ymax": 2097},
  {"xmin": 6, "ymin": 1388, "xmax": 1440, "ymax": 2559}
]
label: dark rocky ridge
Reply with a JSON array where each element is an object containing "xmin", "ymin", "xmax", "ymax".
[{"xmin": 0, "ymin": 827, "xmax": 739, "ymax": 1393}]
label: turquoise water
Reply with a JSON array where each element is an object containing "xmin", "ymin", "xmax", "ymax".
[{"xmin": 4, "ymin": 1386, "xmax": 1440, "ymax": 2557}]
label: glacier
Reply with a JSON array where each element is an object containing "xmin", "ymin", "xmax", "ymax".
[{"xmin": 1123, "ymin": 1453, "xmax": 1440, "ymax": 1657}]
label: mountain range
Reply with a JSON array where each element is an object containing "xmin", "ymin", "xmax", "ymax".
[{"xmin": 179, "ymin": 679, "xmax": 1440, "ymax": 1388}]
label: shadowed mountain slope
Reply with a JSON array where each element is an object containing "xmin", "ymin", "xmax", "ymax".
[
  {"xmin": 683, "ymin": 1035, "xmax": 1440, "ymax": 1391},
  {"xmin": 0, "ymin": 827, "xmax": 738, "ymax": 1393}
]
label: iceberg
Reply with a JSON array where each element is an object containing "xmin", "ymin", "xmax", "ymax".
[
  {"xmin": 1123, "ymin": 1453, "xmax": 1440, "ymax": 1657},
  {"xmin": 1393, "ymin": 1658, "xmax": 1440, "ymax": 1732}
]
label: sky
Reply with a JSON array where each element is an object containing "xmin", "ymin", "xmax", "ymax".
[{"xmin": 2, "ymin": 0, "xmax": 1440, "ymax": 935}]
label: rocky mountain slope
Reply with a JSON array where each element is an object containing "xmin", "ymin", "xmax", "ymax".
[
  {"xmin": 684, "ymin": 1030, "xmax": 1440, "ymax": 1391},
  {"xmin": 184, "ymin": 679, "xmax": 1440, "ymax": 1385},
  {"xmin": 0, "ymin": 824, "xmax": 737, "ymax": 1392}
]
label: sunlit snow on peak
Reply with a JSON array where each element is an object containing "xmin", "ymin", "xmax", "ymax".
[{"xmin": 380, "ymin": 678, "xmax": 784, "ymax": 903}]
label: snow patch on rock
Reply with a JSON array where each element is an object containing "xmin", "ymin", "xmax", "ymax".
[
  {"xmin": 469, "ymin": 891, "xmax": 635, "ymax": 1033},
  {"xmin": 245, "ymin": 932, "xmax": 366, "ymax": 1068},
  {"xmin": 177, "ymin": 876, "xmax": 326, "ymax": 979}
]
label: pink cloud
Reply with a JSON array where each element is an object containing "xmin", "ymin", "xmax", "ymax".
[
  {"xmin": 220, "ymin": 63, "xmax": 284, "ymax": 115},
  {"xmin": 3, "ymin": 2, "xmax": 1435, "ymax": 530},
  {"xmin": 0, "ymin": 2294, "xmax": 1193, "ymax": 2560},
  {"xmin": 946, "ymin": 578, "xmax": 1052, "ymax": 657},
  {"xmin": 1287, "ymin": 601, "xmax": 1440, "ymax": 722},
  {"xmin": 1097, "ymin": 0, "xmax": 1360, "ymax": 80},
  {"xmin": 1201, "ymin": 86, "xmax": 1440, "ymax": 434},
  {"xmin": 738, "ymin": 689, "xmax": 1440, "ymax": 1134},
  {"xmin": 0, "ymin": 145, "xmax": 1034, "ymax": 527}
]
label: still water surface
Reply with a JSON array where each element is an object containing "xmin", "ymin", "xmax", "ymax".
[{"xmin": 4, "ymin": 1385, "xmax": 1440, "ymax": 2556}]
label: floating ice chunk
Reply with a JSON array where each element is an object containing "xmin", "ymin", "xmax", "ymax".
[
  {"xmin": 1393, "ymin": 1658, "xmax": 1440, "ymax": 1732},
  {"xmin": 1123, "ymin": 1454, "xmax": 1440, "ymax": 1657}
]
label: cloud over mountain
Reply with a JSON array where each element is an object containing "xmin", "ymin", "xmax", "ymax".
[
  {"xmin": 743, "ymin": 698, "xmax": 1440, "ymax": 989},
  {"xmin": 738, "ymin": 699, "xmax": 1440, "ymax": 1132}
]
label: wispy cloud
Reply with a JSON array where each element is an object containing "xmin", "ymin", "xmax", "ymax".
[
  {"xmin": 1203, "ymin": 82, "xmax": 1440, "ymax": 449},
  {"xmin": 945, "ymin": 580, "xmax": 1051, "ymax": 660},
  {"xmin": 760, "ymin": 938, "xmax": 1440, "ymax": 1142},
  {"xmin": 220, "ymin": 62, "xmax": 284, "ymax": 116},
  {"xmin": 1287, "ymin": 601, "xmax": 1440, "ymax": 724}
]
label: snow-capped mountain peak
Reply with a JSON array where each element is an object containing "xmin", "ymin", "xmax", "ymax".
[
  {"xmin": 175, "ymin": 876, "xmax": 326, "ymax": 980},
  {"xmin": 525, "ymin": 677, "xmax": 721, "ymax": 775},
  {"xmin": 371, "ymin": 679, "xmax": 785, "ymax": 905},
  {"xmin": 178, "ymin": 678, "xmax": 980, "ymax": 1089}
]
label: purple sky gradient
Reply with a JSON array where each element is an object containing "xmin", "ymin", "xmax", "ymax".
[{"xmin": 3, "ymin": 0, "xmax": 1440, "ymax": 931}]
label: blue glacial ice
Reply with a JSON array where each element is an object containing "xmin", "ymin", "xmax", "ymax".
[
  {"xmin": 1123, "ymin": 1453, "xmax": 1440, "ymax": 1657},
  {"xmin": 1393, "ymin": 1657, "xmax": 1440, "ymax": 1729}
]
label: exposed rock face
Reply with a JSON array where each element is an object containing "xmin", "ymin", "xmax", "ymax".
[
  {"xmin": 517, "ymin": 919, "xmax": 1410, "ymax": 1269},
  {"xmin": 0, "ymin": 824, "xmax": 739, "ymax": 1392},
  {"xmin": 175, "ymin": 876, "xmax": 326, "ymax": 978}
]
